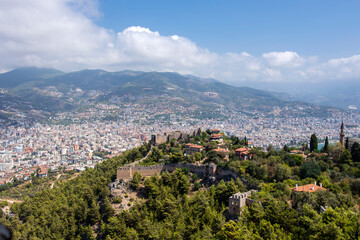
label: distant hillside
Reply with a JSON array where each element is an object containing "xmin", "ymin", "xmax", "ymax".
[
  {"xmin": 0, "ymin": 67, "xmax": 341, "ymax": 125},
  {"xmin": 0, "ymin": 67, "xmax": 63, "ymax": 88}
]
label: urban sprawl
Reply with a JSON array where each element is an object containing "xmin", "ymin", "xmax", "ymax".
[{"xmin": 1, "ymin": 105, "xmax": 360, "ymax": 185}]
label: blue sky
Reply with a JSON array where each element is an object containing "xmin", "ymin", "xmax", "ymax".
[
  {"xmin": 97, "ymin": 0, "xmax": 360, "ymax": 59},
  {"xmin": 0, "ymin": 0, "xmax": 359, "ymax": 87}
]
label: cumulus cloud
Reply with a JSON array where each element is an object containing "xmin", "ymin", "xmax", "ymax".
[
  {"xmin": 0, "ymin": 0, "xmax": 360, "ymax": 84},
  {"xmin": 115, "ymin": 26, "xmax": 216, "ymax": 72},
  {"xmin": 262, "ymin": 51, "xmax": 304, "ymax": 68},
  {"xmin": 0, "ymin": 0, "xmax": 113, "ymax": 70}
]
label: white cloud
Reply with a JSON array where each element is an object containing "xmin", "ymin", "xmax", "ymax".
[
  {"xmin": 0, "ymin": 0, "xmax": 113, "ymax": 70},
  {"xmin": 0, "ymin": 0, "xmax": 360, "ymax": 85},
  {"xmin": 115, "ymin": 26, "xmax": 216, "ymax": 72},
  {"xmin": 262, "ymin": 51, "xmax": 304, "ymax": 68}
]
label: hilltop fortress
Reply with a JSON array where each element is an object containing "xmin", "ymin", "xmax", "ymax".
[
  {"xmin": 151, "ymin": 128, "xmax": 201, "ymax": 146},
  {"xmin": 115, "ymin": 128, "xmax": 259, "ymax": 217}
]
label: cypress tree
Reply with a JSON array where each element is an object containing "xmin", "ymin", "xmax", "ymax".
[
  {"xmin": 323, "ymin": 136, "xmax": 329, "ymax": 152},
  {"xmin": 310, "ymin": 134, "xmax": 318, "ymax": 152},
  {"xmin": 345, "ymin": 137, "xmax": 349, "ymax": 150}
]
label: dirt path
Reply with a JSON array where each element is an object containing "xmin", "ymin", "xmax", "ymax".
[
  {"xmin": 50, "ymin": 174, "xmax": 62, "ymax": 189},
  {"xmin": 127, "ymin": 146, "xmax": 153, "ymax": 167},
  {"xmin": 0, "ymin": 198, "xmax": 23, "ymax": 203}
]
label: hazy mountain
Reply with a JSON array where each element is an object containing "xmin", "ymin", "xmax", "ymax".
[
  {"xmin": 241, "ymin": 79, "xmax": 360, "ymax": 110},
  {"xmin": 0, "ymin": 67, "xmax": 64, "ymax": 88}
]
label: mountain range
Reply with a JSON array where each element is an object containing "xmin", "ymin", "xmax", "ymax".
[{"xmin": 0, "ymin": 67, "xmax": 342, "ymax": 126}]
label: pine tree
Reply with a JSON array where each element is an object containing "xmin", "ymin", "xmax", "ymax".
[
  {"xmin": 323, "ymin": 136, "xmax": 329, "ymax": 152},
  {"xmin": 310, "ymin": 134, "xmax": 318, "ymax": 152}
]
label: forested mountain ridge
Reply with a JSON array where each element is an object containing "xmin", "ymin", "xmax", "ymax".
[{"xmin": 0, "ymin": 67, "xmax": 340, "ymax": 126}]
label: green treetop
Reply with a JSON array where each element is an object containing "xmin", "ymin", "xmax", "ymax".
[
  {"xmin": 322, "ymin": 136, "xmax": 329, "ymax": 153},
  {"xmin": 310, "ymin": 134, "xmax": 318, "ymax": 152}
]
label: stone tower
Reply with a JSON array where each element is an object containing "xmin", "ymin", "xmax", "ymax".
[{"xmin": 340, "ymin": 121, "xmax": 345, "ymax": 146}]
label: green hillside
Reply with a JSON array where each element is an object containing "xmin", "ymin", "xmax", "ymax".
[{"xmin": 0, "ymin": 67, "xmax": 339, "ymax": 125}]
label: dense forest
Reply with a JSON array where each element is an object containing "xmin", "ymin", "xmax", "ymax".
[{"xmin": 1, "ymin": 130, "xmax": 360, "ymax": 239}]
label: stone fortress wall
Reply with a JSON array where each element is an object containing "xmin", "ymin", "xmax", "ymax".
[
  {"xmin": 117, "ymin": 162, "xmax": 216, "ymax": 180},
  {"xmin": 151, "ymin": 129, "xmax": 201, "ymax": 146}
]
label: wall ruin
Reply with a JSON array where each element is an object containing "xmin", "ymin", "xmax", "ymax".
[
  {"xmin": 151, "ymin": 129, "xmax": 201, "ymax": 146},
  {"xmin": 228, "ymin": 190, "xmax": 258, "ymax": 216},
  {"xmin": 117, "ymin": 162, "xmax": 216, "ymax": 180}
]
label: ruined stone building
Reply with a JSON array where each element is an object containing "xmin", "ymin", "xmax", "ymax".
[
  {"xmin": 229, "ymin": 190, "xmax": 258, "ymax": 216},
  {"xmin": 151, "ymin": 128, "xmax": 201, "ymax": 146}
]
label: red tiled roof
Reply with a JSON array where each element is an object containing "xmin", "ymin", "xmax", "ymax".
[
  {"xmin": 291, "ymin": 184, "xmax": 327, "ymax": 193},
  {"xmin": 213, "ymin": 148, "xmax": 230, "ymax": 153},
  {"xmin": 235, "ymin": 147, "xmax": 247, "ymax": 152},
  {"xmin": 190, "ymin": 145, "xmax": 203, "ymax": 149},
  {"xmin": 210, "ymin": 134, "xmax": 223, "ymax": 138},
  {"xmin": 290, "ymin": 150, "xmax": 304, "ymax": 154}
]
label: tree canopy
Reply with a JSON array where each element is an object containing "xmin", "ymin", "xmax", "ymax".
[{"xmin": 310, "ymin": 134, "xmax": 318, "ymax": 152}]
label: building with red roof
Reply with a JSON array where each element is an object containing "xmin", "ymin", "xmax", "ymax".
[
  {"xmin": 211, "ymin": 129, "xmax": 221, "ymax": 134},
  {"xmin": 185, "ymin": 143, "xmax": 205, "ymax": 155},
  {"xmin": 291, "ymin": 182, "xmax": 327, "ymax": 193},
  {"xmin": 235, "ymin": 147, "xmax": 251, "ymax": 160},
  {"xmin": 210, "ymin": 134, "xmax": 224, "ymax": 143}
]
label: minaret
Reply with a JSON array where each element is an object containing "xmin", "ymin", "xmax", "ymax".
[{"xmin": 340, "ymin": 121, "xmax": 345, "ymax": 146}]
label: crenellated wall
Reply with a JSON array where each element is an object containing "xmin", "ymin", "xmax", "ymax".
[
  {"xmin": 117, "ymin": 163, "xmax": 216, "ymax": 180},
  {"xmin": 228, "ymin": 190, "xmax": 258, "ymax": 216},
  {"xmin": 151, "ymin": 129, "xmax": 201, "ymax": 146}
]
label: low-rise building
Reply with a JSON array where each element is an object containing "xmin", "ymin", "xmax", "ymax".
[
  {"xmin": 185, "ymin": 143, "xmax": 205, "ymax": 155},
  {"xmin": 210, "ymin": 134, "xmax": 223, "ymax": 143},
  {"xmin": 235, "ymin": 147, "xmax": 251, "ymax": 160},
  {"xmin": 291, "ymin": 182, "xmax": 327, "ymax": 193}
]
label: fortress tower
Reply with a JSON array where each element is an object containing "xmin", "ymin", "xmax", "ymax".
[{"xmin": 340, "ymin": 121, "xmax": 345, "ymax": 146}]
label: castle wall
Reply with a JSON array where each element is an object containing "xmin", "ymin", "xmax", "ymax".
[
  {"xmin": 217, "ymin": 169, "xmax": 238, "ymax": 179},
  {"xmin": 117, "ymin": 166, "xmax": 132, "ymax": 179},
  {"xmin": 132, "ymin": 165, "xmax": 163, "ymax": 177},
  {"xmin": 156, "ymin": 134, "xmax": 167, "ymax": 145},
  {"xmin": 151, "ymin": 130, "xmax": 197, "ymax": 146},
  {"xmin": 116, "ymin": 163, "xmax": 216, "ymax": 180}
]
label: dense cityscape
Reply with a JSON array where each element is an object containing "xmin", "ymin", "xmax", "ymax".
[{"xmin": 1, "ymin": 103, "xmax": 360, "ymax": 185}]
